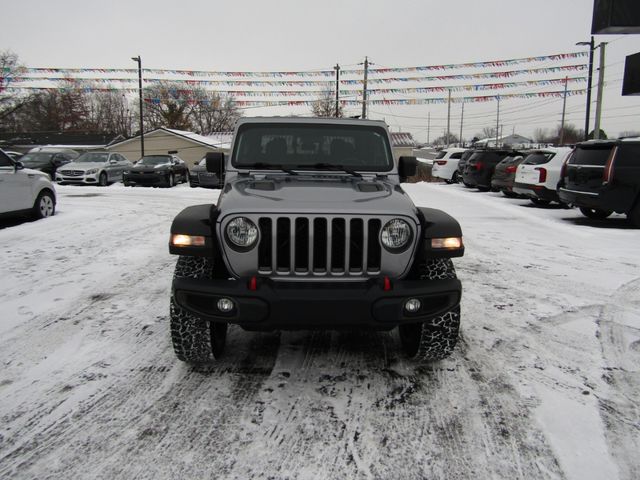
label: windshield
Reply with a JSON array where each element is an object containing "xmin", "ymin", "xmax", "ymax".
[
  {"xmin": 233, "ymin": 124, "xmax": 394, "ymax": 172},
  {"xmin": 20, "ymin": 152, "xmax": 54, "ymax": 166},
  {"xmin": 139, "ymin": 156, "xmax": 172, "ymax": 165},
  {"xmin": 76, "ymin": 152, "xmax": 109, "ymax": 163}
]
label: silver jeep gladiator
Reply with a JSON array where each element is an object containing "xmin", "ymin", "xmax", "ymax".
[{"xmin": 168, "ymin": 117, "xmax": 464, "ymax": 365}]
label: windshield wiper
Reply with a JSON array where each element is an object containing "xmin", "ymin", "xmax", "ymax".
[
  {"xmin": 299, "ymin": 163, "xmax": 362, "ymax": 177},
  {"xmin": 241, "ymin": 162, "xmax": 298, "ymax": 175}
]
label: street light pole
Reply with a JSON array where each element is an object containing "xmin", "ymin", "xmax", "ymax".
[{"xmin": 131, "ymin": 55, "xmax": 144, "ymax": 157}]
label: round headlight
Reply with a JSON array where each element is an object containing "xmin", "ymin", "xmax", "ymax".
[
  {"xmin": 381, "ymin": 218, "xmax": 412, "ymax": 251},
  {"xmin": 226, "ymin": 217, "xmax": 258, "ymax": 249}
]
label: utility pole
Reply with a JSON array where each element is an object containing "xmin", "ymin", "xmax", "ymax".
[
  {"xmin": 593, "ymin": 43, "xmax": 607, "ymax": 140},
  {"xmin": 459, "ymin": 101, "xmax": 464, "ymax": 147},
  {"xmin": 576, "ymin": 37, "xmax": 595, "ymax": 141},
  {"xmin": 446, "ymin": 89, "xmax": 451, "ymax": 146},
  {"xmin": 334, "ymin": 64, "xmax": 340, "ymax": 118},
  {"xmin": 495, "ymin": 96, "xmax": 500, "ymax": 148},
  {"xmin": 560, "ymin": 76, "xmax": 569, "ymax": 145},
  {"xmin": 131, "ymin": 55, "xmax": 144, "ymax": 157},
  {"xmin": 361, "ymin": 57, "xmax": 369, "ymax": 119},
  {"xmin": 427, "ymin": 112, "xmax": 431, "ymax": 144}
]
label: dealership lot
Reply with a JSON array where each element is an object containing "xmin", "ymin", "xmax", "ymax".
[{"xmin": 0, "ymin": 182, "xmax": 638, "ymax": 480}]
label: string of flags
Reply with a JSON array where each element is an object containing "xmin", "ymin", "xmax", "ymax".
[
  {"xmin": 4, "ymin": 76, "xmax": 586, "ymax": 97},
  {"xmin": 148, "ymin": 89, "xmax": 587, "ymax": 106},
  {"xmin": 8, "ymin": 64, "xmax": 588, "ymax": 87},
  {"xmin": 14, "ymin": 51, "xmax": 587, "ymax": 79}
]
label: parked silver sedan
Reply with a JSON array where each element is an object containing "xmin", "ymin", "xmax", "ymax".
[{"xmin": 56, "ymin": 151, "xmax": 132, "ymax": 186}]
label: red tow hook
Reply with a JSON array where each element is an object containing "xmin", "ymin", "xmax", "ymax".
[
  {"xmin": 248, "ymin": 276, "xmax": 258, "ymax": 291},
  {"xmin": 383, "ymin": 276, "xmax": 392, "ymax": 291}
]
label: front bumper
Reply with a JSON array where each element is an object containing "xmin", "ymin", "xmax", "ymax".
[
  {"xmin": 124, "ymin": 172, "xmax": 168, "ymax": 186},
  {"xmin": 56, "ymin": 172, "xmax": 99, "ymax": 184},
  {"xmin": 172, "ymin": 276, "xmax": 462, "ymax": 330}
]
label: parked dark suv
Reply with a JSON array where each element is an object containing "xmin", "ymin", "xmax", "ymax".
[
  {"xmin": 558, "ymin": 138, "xmax": 640, "ymax": 226},
  {"xmin": 491, "ymin": 154, "xmax": 525, "ymax": 197},
  {"xmin": 462, "ymin": 149, "xmax": 520, "ymax": 191}
]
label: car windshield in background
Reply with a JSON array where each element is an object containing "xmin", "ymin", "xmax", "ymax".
[
  {"xmin": 76, "ymin": 152, "xmax": 108, "ymax": 163},
  {"xmin": 523, "ymin": 152, "xmax": 555, "ymax": 165},
  {"xmin": 233, "ymin": 124, "xmax": 394, "ymax": 172},
  {"xmin": 139, "ymin": 156, "xmax": 171, "ymax": 166},
  {"xmin": 20, "ymin": 153, "xmax": 54, "ymax": 166},
  {"xmin": 570, "ymin": 146, "xmax": 612, "ymax": 166},
  {"xmin": 434, "ymin": 151, "xmax": 447, "ymax": 159}
]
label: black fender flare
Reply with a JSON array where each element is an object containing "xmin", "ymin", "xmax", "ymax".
[
  {"xmin": 169, "ymin": 204, "xmax": 219, "ymax": 257},
  {"xmin": 415, "ymin": 207, "xmax": 465, "ymax": 259}
]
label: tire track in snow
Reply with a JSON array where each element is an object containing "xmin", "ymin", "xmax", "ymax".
[{"xmin": 597, "ymin": 277, "xmax": 640, "ymax": 480}]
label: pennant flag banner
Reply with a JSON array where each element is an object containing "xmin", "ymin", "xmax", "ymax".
[
  {"xmin": 11, "ymin": 64, "xmax": 588, "ymax": 87},
  {"xmin": 4, "ymin": 76, "xmax": 586, "ymax": 98},
  {"xmin": 340, "ymin": 51, "xmax": 587, "ymax": 75},
  {"xmin": 21, "ymin": 51, "xmax": 588, "ymax": 79},
  {"xmin": 139, "ymin": 89, "xmax": 586, "ymax": 107}
]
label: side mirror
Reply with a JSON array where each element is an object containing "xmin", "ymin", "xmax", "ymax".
[
  {"xmin": 109, "ymin": 159, "xmax": 118, "ymax": 164},
  {"xmin": 15, "ymin": 161, "xmax": 24, "ymax": 170},
  {"xmin": 398, "ymin": 156, "xmax": 417, "ymax": 181},
  {"xmin": 206, "ymin": 152, "xmax": 224, "ymax": 174}
]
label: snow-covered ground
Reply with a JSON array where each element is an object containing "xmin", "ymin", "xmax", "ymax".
[{"xmin": 0, "ymin": 182, "xmax": 638, "ymax": 480}]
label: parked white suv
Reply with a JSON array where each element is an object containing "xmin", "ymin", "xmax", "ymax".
[
  {"xmin": 431, "ymin": 148, "xmax": 467, "ymax": 183},
  {"xmin": 513, "ymin": 147, "xmax": 574, "ymax": 206},
  {"xmin": 0, "ymin": 149, "xmax": 56, "ymax": 219}
]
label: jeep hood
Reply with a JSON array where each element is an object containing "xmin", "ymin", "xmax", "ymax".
[{"xmin": 218, "ymin": 175, "xmax": 417, "ymax": 217}]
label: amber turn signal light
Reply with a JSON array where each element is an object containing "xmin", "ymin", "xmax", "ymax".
[{"xmin": 170, "ymin": 234, "xmax": 206, "ymax": 247}]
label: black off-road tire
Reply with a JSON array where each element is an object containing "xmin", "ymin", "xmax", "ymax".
[
  {"xmin": 452, "ymin": 171, "xmax": 460, "ymax": 183},
  {"xmin": 399, "ymin": 258, "xmax": 461, "ymax": 362},
  {"xmin": 170, "ymin": 256, "xmax": 227, "ymax": 365},
  {"xmin": 32, "ymin": 190, "xmax": 56, "ymax": 219},
  {"xmin": 579, "ymin": 206, "xmax": 612, "ymax": 220}
]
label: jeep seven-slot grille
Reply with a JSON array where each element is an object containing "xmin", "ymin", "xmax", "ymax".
[{"xmin": 257, "ymin": 216, "xmax": 381, "ymax": 276}]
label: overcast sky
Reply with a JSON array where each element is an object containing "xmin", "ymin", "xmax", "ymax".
[{"xmin": 3, "ymin": 0, "xmax": 640, "ymax": 141}]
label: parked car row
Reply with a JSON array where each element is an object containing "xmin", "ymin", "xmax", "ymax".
[
  {"xmin": 434, "ymin": 139, "xmax": 640, "ymax": 227},
  {"xmin": 2, "ymin": 144, "xmax": 230, "ymax": 190}
]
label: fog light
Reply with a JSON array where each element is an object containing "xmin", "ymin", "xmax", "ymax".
[
  {"xmin": 405, "ymin": 298, "xmax": 422, "ymax": 313},
  {"xmin": 217, "ymin": 298, "xmax": 234, "ymax": 313}
]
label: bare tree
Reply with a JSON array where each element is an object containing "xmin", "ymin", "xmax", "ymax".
[
  {"xmin": 533, "ymin": 128, "xmax": 549, "ymax": 143},
  {"xmin": 190, "ymin": 89, "xmax": 241, "ymax": 134},
  {"xmin": 85, "ymin": 90, "xmax": 134, "ymax": 136},
  {"xmin": 0, "ymin": 50, "xmax": 29, "ymax": 126},
  {"xmin": 481, "ymin": 126, "xmax": 496, "ymax": 139},
  {"xmin": 311, "ymin": 89, "xmax": 342, "ymax": 118},
  {"xmin": 142, "ymin": 82, "xmax": 195, "ymax": 130}
]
